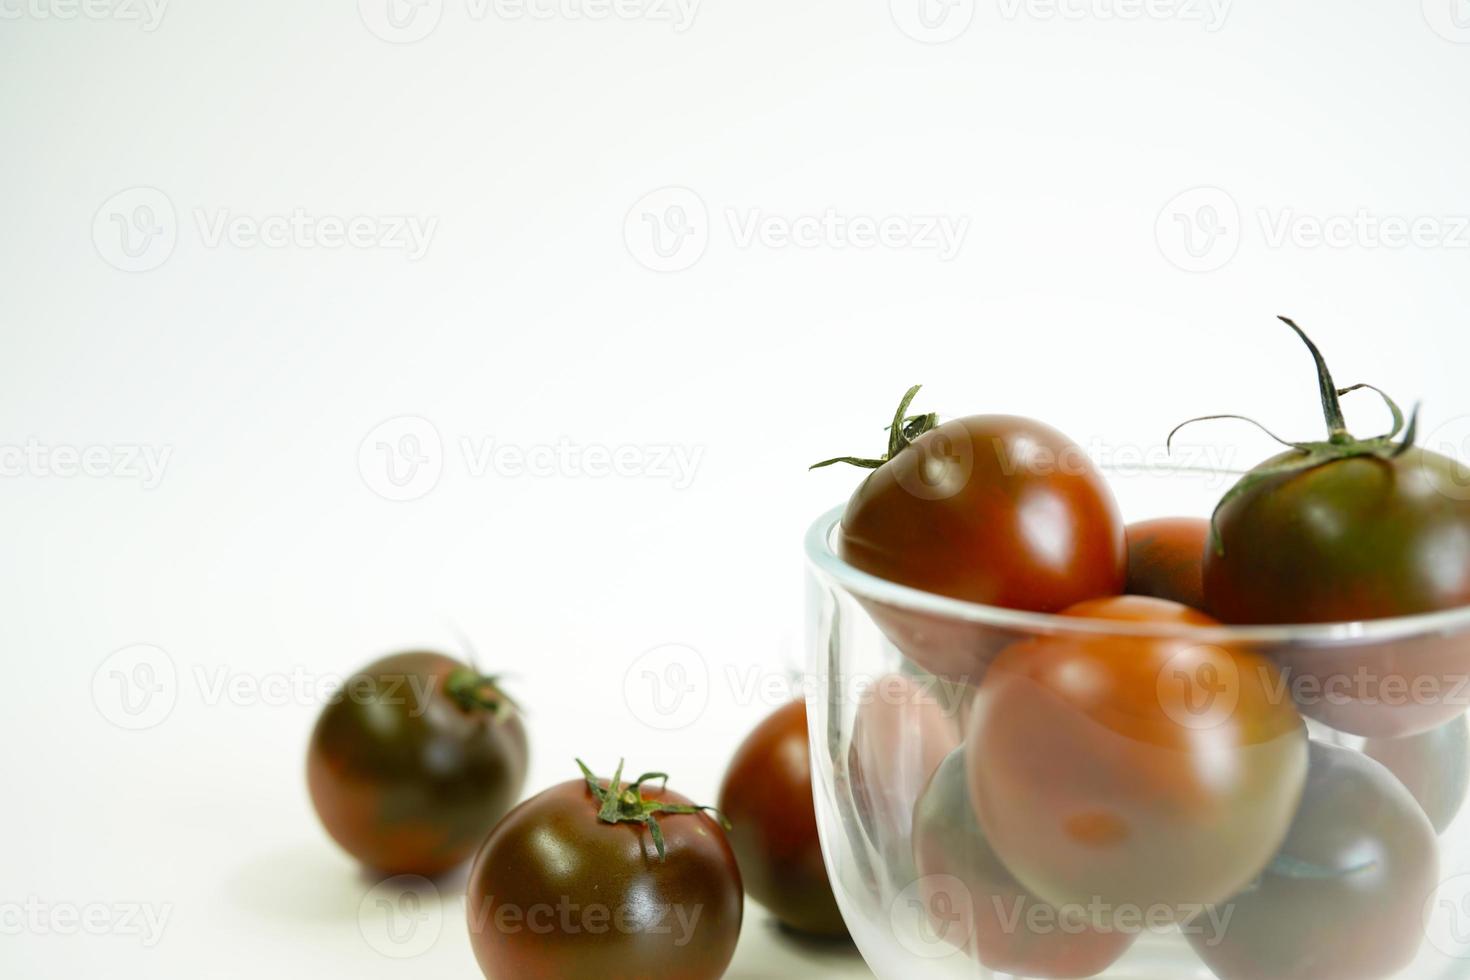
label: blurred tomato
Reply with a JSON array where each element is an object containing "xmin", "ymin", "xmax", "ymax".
[
  {"xmin": 720, "ymin": 701, "xmax": 847, "ymax": 937},
  {"xmin": 1365, "ymin": 714, "xmax": 1470, "ymax": 834},
  {"xmin": 1125, "ymin": 517, "xmax": 1209, "ymax": 610},
  {"xmin": 913, "ymin": 747, "xmax": 1135, "ymax": 978},
  {"xmin": 1186, "ymin": 743, "xmax": 1438, "ymax": 980},
  {"xmin": 307, "ymin": 651, "xmax": 527, "ymax": 876},
  {"xmin": 849, "ymin": 673, "xmax": 963, "ymax": 884},
  {"xmin": 966, "ymin": 597, "xmax": 1308, "ymax": 923}
]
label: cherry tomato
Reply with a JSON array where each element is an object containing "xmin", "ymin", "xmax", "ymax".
[
  {"xmin": 814, "ymin": 387, "xmax": 1126, "ymax": 678},
  {"xmin": 848, "ymin": 673, "xmax": 962, "ymax": 886},
  {"xmin": 1125, "ymin": 517, "xmax": 1209, "ymax": 610},
  {"xmin": 1191, "ymin": 320, "xmax": 1470, "ymax": 736},
  {"xmin": 1198, "ymin": 320, "xmax": 1470, "ymax": 624},
  {"xmin": 913, "ymin": 747, "xmax": 1135, "ymax": 978},
  {"xmin": 1364, "ymin": 714, "xmax": 1470, "ymax": 834},
  {"xmin": 1186, "ymin": 743, "xmax": 1439, "ymax": 980},
  {"xmin": 467, "ymin": 761, "xmax": 743, "ymax": 980},
  {"xmin": 307, "ymin": 651, "xmax": 528, "ymax": 876},
  {"xmin": 966, "ymin": 596, "xmax": 1308, "ymax": 923},
  {"xmin": 719, "ymin": 701, "xmax": 847, "ymax": 937}
]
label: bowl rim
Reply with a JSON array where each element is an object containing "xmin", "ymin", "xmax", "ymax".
[{"xmin": 804, "ymin": 504, "xmax": 1470, "ymax": 645}]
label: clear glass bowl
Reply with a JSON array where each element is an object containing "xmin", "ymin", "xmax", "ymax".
[{"xmin": 804, "ymin": 501, "xmax": 1470, "ymax": 980}]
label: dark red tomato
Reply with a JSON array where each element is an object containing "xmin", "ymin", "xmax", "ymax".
[
  {"xmin": 1192, "ymin": 320, "xmax": 1470, "ymax": 736},
  {"xmin": 1365, "ymin": 714, "xmax": 1470, "ymax": 834},
  {"xmin": 1125, "ymin": 517, "xmax": 1210, "ymax": 610},
  {"xmin": 467, "ymin": 762, "xmax": 743, "ymax": 980},
  {"xmin": 307, "ymin": 651, "xmax": 528, "ymax": 876},
  {"xmin": 814, "ymin": 387, "xmax": 1126, "ymax": 679},
  {"xmin": 719, "ymin": 701, "xmax": 846, "ymax": 937},
  {"xmin": 819, "ymin": 388, "xmax": 1126, "ymax": 611},
  {"xmin": 913, "ymin": 747, "xmax": 1135, "ymax": 978},
  {"xmin": 1199, "ymin": 319, "xmax": 1470, "ymax": 624},
  {"xmin": 1186, "ymin": 743, "xmax": 1439, "ymax": 980},
  {"xmin": 966, "ymin": 596, "xmax": 1308, "ymax": 923}
]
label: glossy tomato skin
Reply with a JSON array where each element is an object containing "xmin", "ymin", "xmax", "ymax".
[
  {"xmin": 1205, "ymin": 449, "xmax": 1470, "ymax": 624},
  {"xmin": 839, "ymin": 415, "xmax": 1126, "ymax": 612},
  {"xmin": 1186, "ymin": 743, "xmax": 1439, "ymax": 980},
  {"xmin": 1125, "ymin": 517, "xmax": 1210, "ymax": 610},
  {"xmin": 913, "ymin": 747, "xmax": 1135, "ymax": 978},
  {"xmin": 720, "ymin": 701, "xmax": 846, "ymax": 937},
  {"xmin": 467, "ymin": 779, "xmax": 743, "ymax": 980},
  {"xmin": 307, "ymin": 651, "xmax": 528, "ymax": 877},
  {"xmin": 966, "ymin": 597, "xmax": 1308, "ymax": 923}
]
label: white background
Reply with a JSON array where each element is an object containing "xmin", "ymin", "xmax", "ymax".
[{"xmin": 3, "ymin": 1, "xmax": 1470, "ymax": 977}]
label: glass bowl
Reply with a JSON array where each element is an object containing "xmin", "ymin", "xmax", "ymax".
[{"xmin": 804, "ymin": 501, "xmax": 1470, "ymax": 980}]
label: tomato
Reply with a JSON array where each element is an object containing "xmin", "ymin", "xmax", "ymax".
[
  {"xmin": 848, "ymin": 673, "xmax": 962, "ymax": 886},
  {"xmin": 467, "ymin": 761, "xmax": 743, "ymax": 980},
  {"xmin": 817, "ymin": 388, "xmax": 1125, "ymax": 611},
  {"xmin": 719, "ymin": 701, "xmax": 847, "ymax": 937},
  {"xmin": 307, "ymin": 651, "xmax": 528, "ymax": 876},
  {"xmin": 1197, "ymin": 318, "xmax": 1470, "ymax": 623},
  {"xmin": 1364, "ymin": 714, "xmax": 1470, "ymax": 834},
  {"xmin": 1125, "ymin": 517, "xmax": 1209, "ymax": 610},
  {"xmin": 913, "ymin": 747, "xmax": 1135, "ymax": 978},
  {"xmin": 1190, "ymin": 319, "xmax": 1470, "ymax": 736},
  {"xmin": 966, "ymin": 596, "xmax": 1308, "ymax": 923},
  {"xmin": 814, "ymin": 387, "xmax": 1126, "ymax": 677},
  {"xmin": 1185, "ymin": 743, "xmax": 1439, "ymax": 980}
]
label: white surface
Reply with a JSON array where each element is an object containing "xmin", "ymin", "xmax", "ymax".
[{"xmin": 3, "ymin": 2, "xmax": 1469, "ymax": 978}]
